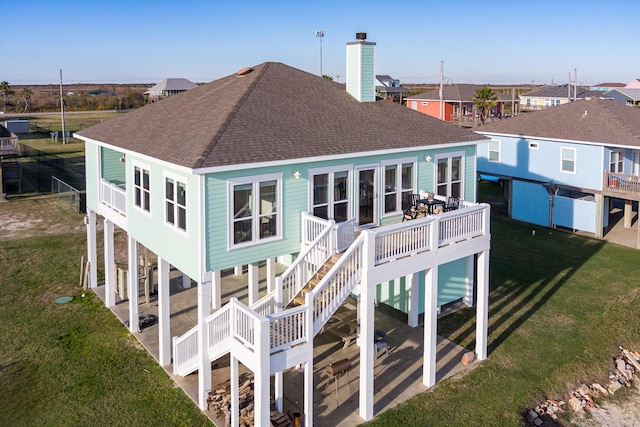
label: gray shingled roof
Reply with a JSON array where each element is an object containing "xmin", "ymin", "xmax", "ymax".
[
  {"xmin": 407, "ymin": 84, "xmax": 515, "ymax": 102},
  {"xmin": 521, "ymin": 84, "xmax": 602, "ymax": 99},
  {"xmin": 0, "ymin": 125, "xmax": 11, "ymax": 138},
  {"xmin": 605, "ymin": 88, "xmax": 640, "ymax": 101},
  {"xmin": 477, "ymin": 98, "xmax": 640, "ymax": 147},
  {"xmin": 149, "ymin": 78, "xmax": 198, "ymax": 92},
  {"xmin": 77, "ymin": 62, "xmax": 485, "ymax": 169}
]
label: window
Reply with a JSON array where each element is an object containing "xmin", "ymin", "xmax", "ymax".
[
  {"xmin": 436, "ymin": 153, "xmax": 463, "ymax": 198},
  {"xmin": 229, "ymin": 174, "xmax": 281, "ymax": 247},
  {"xmin": 134, "ymin": 165, "xmax": 150, "ymax": 213},
  {"xmin": 310, "ymin": 168, "xmax": 350, "ymax": 222},
  {"xmin": 561, "ymin": 147, "xmax": 576, "ymax": 173},
  {"xmin": 609, "ymin": 150, "xmax": 624, "ymax": 173},
  {"xmin": 488, "ymin": 140, "xmax": 500, "ymax": 162},
  {"xmin": 381, "ymin": 159, "xmax": 415, "ymax": 215},
  {"xmin": 165, "ymin": 177, "xmax": 186, "ymax": 232}
]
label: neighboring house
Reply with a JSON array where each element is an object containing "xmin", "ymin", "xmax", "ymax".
[
  {"xmin": 405, "ymin": 84, "xmax": 519, "ymax": 124},
  {"xmin": 625, "ymin": 79, "xmax": 640, "ymax": 89},
  {"xmin": 476, "ymin": 98, "xmax": 640, "ymax": 245},
  {"xmin": 76, "ymin": 36, "xmax": 491, "ymax": 425},
  {"xmin": 147, "ymin": 78, "xmax": 198, "ymax": 100},
  {"xmin": 519, "ymin": 85, "xmax": 602, "ymax": 111},
  {"xmin": 0, "ymin": 124, "xmax": 20, "ymax": 197},
  {"xmin": 0, "ymin": 124, "xmax": 19, "ymax": 156},
  {"xmin": 375, "ymin": 74, "xmax": 409, "ymax": 103},
  {"xmin": 590, "ymin": 82, "xmax": 625, "ymax": 92},
  {"xmin": 604, "ymin": 88, "xmax": 640, "ymax": 107}
]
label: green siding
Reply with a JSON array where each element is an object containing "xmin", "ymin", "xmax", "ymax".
[
  {"xmin": 204, "ymin": 145, "xmax": 478, "ymax": 272},
  {"xmin": 100, "ymin": 146, "xmax": 125, "ymax": 185},
  {"xmin": 125, "ymin": 156, "xmax": 201, "ymax": 279},
  {"xmin": 377, "ymin": 258, "xmax": 469, "ymax": 314}
]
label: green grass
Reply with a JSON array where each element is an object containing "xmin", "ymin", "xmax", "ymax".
[
  {"xmin": 367, "ymin": 183, "xmax": 640, "ymax": 426},
  {"xmin": 1, "ymin": 183, "xmax": 639, "ymax": 426},
  {"xmin": 0, "ymin": 228, "xmax": 212, "ymax": 426}
]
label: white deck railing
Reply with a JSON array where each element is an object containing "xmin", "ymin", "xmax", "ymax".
[
  {"xmin": 269, "ymin": 305, "xmax": 307, "ymax": 353},
  {"xmin": 278, "ymin": 215, "xmax": 335, "ymax": 306},
  {"xmin": 172, "ymin": 323, "xmax": 199, "ymax": 376},
  {"xmin": 335, "ymin": 218, "xmax": 357, "ymax": 252},
  {"xmin": 311, "ymin": 233, "xmax": 365, "ymax": 335},
  {"xmin": 0, "ymin": 135, "xmax": 18, "ymax": 155},
  {"xmin": 100, "ymin": 179, "xmax": 126, "ymax": 216},
  {"xmin": 374, "ymin": 219, "xmax": 433, "ymax": 265},
  {"xmin": 438, "ymin": 204, "xmax": 486, "ymax": 246},
  {"xmin": 301, "ymin": 212, "xmax": 329, "ymax": 246}
]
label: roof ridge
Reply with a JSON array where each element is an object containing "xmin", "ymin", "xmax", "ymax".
[
  {"xmin": 194, "ymin": 63, "xmax": 269, "ymax": 168},
  {"xmin": 598, "ymin": 100, "xmax": 640, "ymax": 142}
]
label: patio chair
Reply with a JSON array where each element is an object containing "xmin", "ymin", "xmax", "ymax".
[
  {"xmin": 444, "ymin": 197, "xmax": 460, "ymax": 212},
  {"xmin": 374, "ymin": 329, "xmax": 389, "ymax": 357}
]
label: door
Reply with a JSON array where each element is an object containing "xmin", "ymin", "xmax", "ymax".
[{"xmin": 357, "ymin": 167, "xmax": 377, "ymax": 227}]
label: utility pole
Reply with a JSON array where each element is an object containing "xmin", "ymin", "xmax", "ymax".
[
  {"xmin": 574, "ymin": 68, "xmax": 577, "ymax": 100},
  {"xmin": 315, "ymin": 30, "xmax": 324, "ymax": 77},
  {"xmin": 438, "ymin": 60, "xmax": 444, "ymax": 120},
  {"xmin": 59, "ymin": 69, "xmax": 67, "ymax": 144}
]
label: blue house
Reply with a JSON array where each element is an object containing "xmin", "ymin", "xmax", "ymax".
[
  {"xmin": 477, "ymin": 98, "xmax": 640, "ymax": 245},
  {"xmin": 76, "ymin": 35, "xmax": 491, "ymax": 425}
]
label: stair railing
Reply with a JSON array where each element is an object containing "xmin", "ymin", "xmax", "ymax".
[{"xmin": 309, "ymin": 233, "xmax": 365, "ymax": 336}]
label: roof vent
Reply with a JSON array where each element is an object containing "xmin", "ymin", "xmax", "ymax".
[
  {"xmin": 356, "ymin": 32, "xmax": 366, "ymax": 41},
  {"xmin": 236, "ymin": 67, "xmax": 253, "ymax": 76}
]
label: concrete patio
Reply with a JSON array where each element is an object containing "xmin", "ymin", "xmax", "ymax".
[{"xmin": 94, "ymin": 262, "xmax": 477, "ymax": 426}]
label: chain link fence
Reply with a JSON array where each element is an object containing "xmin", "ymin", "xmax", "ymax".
[{"xmin": 52, "ymin": 176, "xmax": 85, "ymax": 213}]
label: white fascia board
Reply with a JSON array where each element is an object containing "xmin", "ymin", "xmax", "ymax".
[
  {"xmin": 192, "ymin": 139, "xmax": 488, "ymax": 175},
  {"xmin": 475, "ymin": 131, "xmax": 637, "ymax": 150},
  {"xmin": 75, "ymin": 135, "xmax": 194, "ymax": 175}
]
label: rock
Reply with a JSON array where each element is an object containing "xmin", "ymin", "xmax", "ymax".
[
  {"xmin": 591, "ymin": 383, "xmax": 609, "ymax": 395},
  {"xmin": 608, "ymin": 380, "xmax": 623, "ymax": 394},
  {"xmin": 578, "ymin": 384, "xmax": 590, "ymax": 396},
  {"xmin": 569, "ymin": 397, "xmax": 583, "ymax": 412},
  {"xmin": 461, "ymin": 351, "xmax": 475, "ymax": 365}
]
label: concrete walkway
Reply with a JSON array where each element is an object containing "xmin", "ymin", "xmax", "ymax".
[{"xmin": 94, "ymin": 264, "xmax": 476, "ymax": 426}]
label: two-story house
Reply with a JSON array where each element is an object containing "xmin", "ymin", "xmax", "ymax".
[
  {"xmin": 476, "ymin": 98, "xmax": 640, "ymax": 247},
  {"xmin": 519, "ymin": 84, "xmax": 602, "ymax": 111},
  {"xmin": 375, "ymin": 74, "xmax": 409, "ymax": 103},
  {"xmin": 76, "ymin": 36, "xmax": 491, "ymax": 425},
  {"xmin": 406, "ymin": 84, "xmax": 518, "ymax": 124}
]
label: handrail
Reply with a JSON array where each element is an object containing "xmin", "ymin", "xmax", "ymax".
[
  {"xmin": 310, "ymin": 233, "xmax": 365, "ymax": 335},
  {"xmin": 301, "ymin": 212, "xmax": 330, "ymax": 245},
  {"xmin": 335, "ymin": 218, "xmax": 356, "ymax": 252},
  {"xmin": 278, "ymin": 215, "xmax": 335, "ymax": 306},
  {"xmin": 172, "ymin": 323, "xmax": 199, "ymax": 376},
  {"xmin": 100, "ymin": 179, "xmax": 126, "ymax": 215},
  {"xmin": 374, "ymin": 218, "xmax": 433, "ymax": 265},
  {"xmin": 268, "ymin": 304, "xmax": 307, "ymax": 353},
  {"xmin": 438, "ymin": 204, "xmax": 486, "ymax": 246}
]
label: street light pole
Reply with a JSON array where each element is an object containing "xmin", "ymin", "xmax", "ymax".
[{"xmin": 315, "ymin": 30, "xmax": 324, "ymax": 77}]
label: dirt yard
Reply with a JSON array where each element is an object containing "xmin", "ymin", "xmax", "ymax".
[{"xmin": 0, "ymin": 196, "xmax": 86, "ymax": 239}]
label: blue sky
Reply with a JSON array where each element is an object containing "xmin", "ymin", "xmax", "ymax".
[{"xmin": 0, "ymin": 0, "xmax": 637, "ymax": 86}]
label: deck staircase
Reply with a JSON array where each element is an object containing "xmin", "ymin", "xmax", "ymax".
[
  {"xmin": 172, "ymin": 217, "xmax": 362, "ymax": 377},
  {"xmin": 288, "ymin": 254, "xmax": 342, "ymax": 308}
]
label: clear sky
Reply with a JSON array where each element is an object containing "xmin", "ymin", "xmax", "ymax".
[{"xmin": 0, "ymin": 0, "xmax": 637, "ymax": 86}]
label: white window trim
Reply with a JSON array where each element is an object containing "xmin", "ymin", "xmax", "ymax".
[
  {"xmin": 308, "ymin": 165, "xmax": 353, "ymax": 220},
  {"xmin": 380, "ymin": 157, "xmax": 417, "ymax": 217},
  {"xmin": 609, "ymin": 149, "xmax": 624, "ymax": 173},
  {"xmin": 163, "ymin": 172, "xmax": 188, "ymax": 235},
  {"xmin": 488, "ymin": 140, "xmax": 500, "ymax": 162},
  {"xmin": 227, "ymin": 172, "xmax": 283, "ymax": 250},
  {"xmin": 132, "ymin": 161, "xmax": 152, "ymax": 216},
  {"xmin": 434, "ymin": 151, "xmax": 465, "ymax": 199},
  {"xmin": 560, "ymin": 147, "xmax": 576, "ymax": 174}
]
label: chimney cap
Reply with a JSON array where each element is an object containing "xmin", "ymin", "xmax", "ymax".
[{"xmin": 355, "ymin": 32, "xmax": 366, "ymax": 41}]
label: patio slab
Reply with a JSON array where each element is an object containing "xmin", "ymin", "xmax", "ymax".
[{"xmin": 94, "ymin": 263, "xmax": 478, "ymax": 426}]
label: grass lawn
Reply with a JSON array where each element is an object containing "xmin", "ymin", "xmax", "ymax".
[
  {"xmin": 1, "ymin": 184, "xmax": 638, "ymax": 426},
  {"xmin": 367, "ymin": 182, "xmax": 640, "ymax": 426},
  {"xmin": 0, "ymin": 205, "xmax": 212, "ymax": 426}
]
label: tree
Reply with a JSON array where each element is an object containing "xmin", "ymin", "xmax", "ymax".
[
  {"xmin": 322, "ymin": 75, "xmax": 333, "ymax": 81},
  {"xmin": 0, "ymin": 81, "xmax": 13, "ymax": 112},
  {"xmin": 22, "ymin": 87, "xmax": 33, "ymax": 113},
  {"xmin": 471, "ymin": 86, "xmax": 498, "ymax": 125}
]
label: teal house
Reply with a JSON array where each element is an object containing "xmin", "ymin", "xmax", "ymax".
[{"xmin": 77, "ymin": 35, "xmax": 491, "ymax": 425}]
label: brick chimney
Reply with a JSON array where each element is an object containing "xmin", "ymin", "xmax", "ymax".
[{"xmin": 346, "ymin": 32, "xmax": 376, "ymax": 102}]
